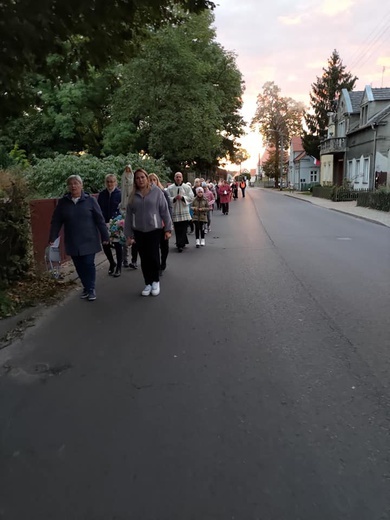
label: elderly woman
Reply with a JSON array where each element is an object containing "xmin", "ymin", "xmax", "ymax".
[
  {"xmin": 49, "ymin": 175, "xmax": 109, "ymax": 301},
  {"xmin": 97, "ymin": 173, "xmax": 122, "ymax": 277},
  {"xmin": 218, "ymin": 179, "xmax": 232, "ymax": 215},
  {"xmin": 124, "ymin": 169, "xmax": 173, "ymax": 297}
]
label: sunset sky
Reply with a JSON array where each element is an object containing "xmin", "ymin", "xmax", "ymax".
[{"xmin": 213, "ymin": 0, "xmax": 390, "ymax": 170}]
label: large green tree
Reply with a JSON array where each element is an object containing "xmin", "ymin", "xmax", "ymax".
[
  {"xmin": 103, "ymin": 10, "xmax": 245, "ymax": 173},
  {"xmin": 252, "ymin": 81, "xmax": 304, "ymax": 187},
  {"xmin": 302, "ymin": 49, "xmax": 357, "ymax": 159},
  {"xmin": 0, "ymin": 0, "xmax": 214, "ymax": 119},
  {"xmin": 2, "ymin": 64, "xmax": 119, "ymax": 157}
]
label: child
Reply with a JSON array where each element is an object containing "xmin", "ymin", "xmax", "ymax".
[{"xmin": 191, "ymin": 187, "xmax": 209, "ymax": 247}]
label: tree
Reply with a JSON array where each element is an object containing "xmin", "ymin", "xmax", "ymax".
[
  {"xmin": 252, "ymin": 81, "xmax": 304, "ymax": 187},
  {"xmin": 0, "ymin": 0, "xmax": 215, "ymax": 119},
  {"xmin": 233, "ymin": 148, "xmax": 250, "ymax": 172},
  {"xmin": 103, "ymin": 10, "xmax": 245, "ymax": 173},
  {"xmin": 302, "ymin": 49, "xmax": 357, "ymax": 159},
  {"xmin": 2, "ymin": 64, "xmax": 120, "ymax": 157}
]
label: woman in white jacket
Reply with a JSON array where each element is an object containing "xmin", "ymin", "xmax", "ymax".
[{"xmin": 124, "ymin": 169, "xmax": 172, "ymax": 297}]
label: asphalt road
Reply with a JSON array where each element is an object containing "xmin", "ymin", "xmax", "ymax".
[{"xmin": 1, "ymin": 189, "xmax": 390, "ymax": 520}]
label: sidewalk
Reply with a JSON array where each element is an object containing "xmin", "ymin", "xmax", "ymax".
[{"xmin": 262, "ymin": 188, "xmax": 390, "ymax": 228}]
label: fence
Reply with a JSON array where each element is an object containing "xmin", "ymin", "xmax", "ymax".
[{"xmin": 312, "ymin": 186, "xmax": 369, "ymax": 202}]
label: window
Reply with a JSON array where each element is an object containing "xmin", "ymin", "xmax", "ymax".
[
  {"xmin": 338, "ymin": 120, "xmax": 345, "ymax": 137},
  {"xmin": 363, "ymin": 158, "xmax": 369, "ymax": 183},
  {"xmin": 310, "ymin": 171, "xmax": 318, "ymax": 183},
  {"xmin": 347, "ymin": 161, "xmax": 353, "ymax": 181},
  {"xmin": 355, "ymin": 159, "xmax": 360, "ymax": 179},
  {"xmin": 361, "ymin": 105, "xmax": 368, "ymax": 125}
]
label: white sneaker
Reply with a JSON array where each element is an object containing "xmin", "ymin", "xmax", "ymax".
[
  {"xmin": 196, "ymin": 239, "xmax": 200, "ymax": 247},
  {"xmin": 200, "ymin": 238, "xmax": 205, "ymax": 246},
  {"xmin": 141, "ymin": 284, "xmax": 152, "ymax": 296},
  {"xmin": 151, "ymin": 281, "xmax": 160, "ymax": 296}
]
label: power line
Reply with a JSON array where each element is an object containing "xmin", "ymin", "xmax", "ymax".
[{"xmin": 347, "ymin": 10, "xmax": 390, "ymax": 70}]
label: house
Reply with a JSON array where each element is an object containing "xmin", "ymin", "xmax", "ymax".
[
  {"xmin": 320, "ymin": 86, "xmax": 390, "ymax": 189},
  {"xmin": 288, "ymin": 136, "xmax": 320, "ymax": 190}
]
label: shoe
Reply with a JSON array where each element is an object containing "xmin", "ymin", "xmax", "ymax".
[
  {"xmin": 178, "ymin": 247, "xmax": 183, "ymax": 253},
  {"xmin": 88, "ymin": 290, "xmax": 96, "ymax": 301},
  {"xmin": 151, "ymin": 281, "xmax": 160, "ymax": 296},
  {"xmin": 141, "ymin": 284, "xmax": 152, "ymax": 296},
  {"xmin": 80, "ymin": 289, "xmax": 89, "ymax": 299},
  {"xmin": 161, "ymin": 263, "xmax": 166, "ymax": 271},
  {"xmin": 123, "ymin": 262, "xmax": 129, "ymax": 268},
  {"xmin": 196, "ymin": 239, "xmax": 200, "ymax": 247},
  {"xmin": 129, "ymin": 262, "xmax": 138, "ymax": 269},
  {"xmin": 200, "ymin": 239, "xmax": 205, "ymax": 246},
  {"xmin": 108, "ymin": 263, "xmax": 116, "ymax": 275},
  {"xmin": 113, "ymin": 269, "xmax": 121, "ymax": 277},
  {"xmin": 159, "ymin": 269, "xmax": 163, "ymax": 277}
]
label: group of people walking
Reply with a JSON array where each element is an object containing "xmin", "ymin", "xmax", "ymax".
[{"xmin": 49, "ymin": 166, "xmax": 247, "ymax": 300}]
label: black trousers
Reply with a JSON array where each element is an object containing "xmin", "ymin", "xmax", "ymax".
[
  {"xmin": 174, "ymin": 220, "xmax": 189, "ymax": 248},
  {"xmin": 103, "ymin": 242, "xmax": 122, "ymax": 270},
  {"xmin": 134, "ymin": 229, "xmax": 162, "ymax": 285},
  {"xmin": 221, "ymin": 202, "xmax": 229, "ymax": 214},
  {"xmin": 194, "ymin": 221, "xmax": 205, "ymax": 239},
  {"xmin": 160, "ymin": 233, "xmax": 169, "ymax": 268}
]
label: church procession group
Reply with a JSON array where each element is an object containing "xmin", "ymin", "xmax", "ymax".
[{"xmin": 49, "ymin": 166, "xmax": 248, "ymax": 300}]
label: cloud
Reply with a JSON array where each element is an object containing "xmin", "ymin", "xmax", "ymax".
[
  {"xmin": 278, "ymin": 14, "xmax": 304, "ymax": 25},
  {"xmin": 213, "ymin": 0, "xmax": 390, "ymax": 168},
  {"xmin": 319, "ymin": 0, "xmax": 354, "ymax": 16}
]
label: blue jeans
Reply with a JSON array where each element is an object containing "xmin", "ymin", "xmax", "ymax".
[{"xmin": 71, "ymin": 254, "xmax": 96, "ymax": 292}]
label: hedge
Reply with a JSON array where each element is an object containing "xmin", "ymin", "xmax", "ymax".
[
  {"xmin": 27, "ymin": 153, "xmax": 172, "ymax": 198},
  {"xmin": 357, "ymin": 189, "xmax": 390, "ymax": 212},
  {"xmin": 0, "ymin": 170, "xmax": 32, "ymax": 285}
]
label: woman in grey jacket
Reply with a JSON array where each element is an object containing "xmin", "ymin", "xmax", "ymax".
[{"xmin": 124, "ymin": 169, "xmax": 172, "ymax": 297}]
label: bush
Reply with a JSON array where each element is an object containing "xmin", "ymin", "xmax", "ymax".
[
  {"xmin": 27, "ymin": 153, "xmax": 172, "ymax": 198},
  {"xmin": 0, "ymin": 170, "xmax": 32, "ymax": 286},
  {"xmin": 357, "ymin": 188, "xmax": 390, "ymax": 212},
  {"xmin": 312, "ymin": 186, "xmax": 333, "ymax": 199}
]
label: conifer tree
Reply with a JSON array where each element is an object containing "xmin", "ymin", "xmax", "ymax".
[{"xmin": 302, "ymin": 49, "xmax": 357, "ymax": 159}]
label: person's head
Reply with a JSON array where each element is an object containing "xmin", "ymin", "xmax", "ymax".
[
  {"xmin": 66, "ymin": 175, "xmax": 83, "ymax": 198},
  {"xmin": 134, "ymin": 168, "xmax": 150, "ymax": 189},
  {"xmin": 196, "ymin": 187, "xmax": 204, "ymax": 198},
  {"xmin": 201, "ymin": 181, "xmax": 208, "ymax": 191},
  {"xmin": 105, "ymin": 174, "xmax": 117, "ymax": 191},
  {"xmin": 174, "ymin": 172, "xmax": 183, "ymax": 185},
  {"xmin": 149, "ymin": 172, "xmax": 163, "ymax": 190},
  {"xmin": 129, "ymin": 168, "xmax": 150, "ymax": 203},
  {"xmin": 194, "ymin": 178, "xmax": 201, "ymax": 188}
]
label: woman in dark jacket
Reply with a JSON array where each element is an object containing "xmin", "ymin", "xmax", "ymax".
[
  {"xmin": 97, "ymin": 174, "xmax": 122, "ymax": 277},
  {"xmin": 49, "ymin": 175, "xmax": 109, "ymax": 301},
  {"xmin": 149, "ymin": 173, "xmax": 173, "ymax": 275}
]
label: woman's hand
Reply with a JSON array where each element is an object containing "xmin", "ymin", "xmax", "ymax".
[{"xmin": 164, "ymin": 231, "xmax": 172, "ymax": 240}]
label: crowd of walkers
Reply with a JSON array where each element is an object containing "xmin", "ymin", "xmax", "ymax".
[{"xmin": 49, "ymin": 165, "xmax": 248, "ymax": 300}]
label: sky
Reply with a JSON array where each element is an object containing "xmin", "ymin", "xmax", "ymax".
[{"xmin": 213, "ymin": 0, "xmax": 390, "ymax": 171}]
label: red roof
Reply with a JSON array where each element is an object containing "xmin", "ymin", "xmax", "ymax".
[{"xmin": 290, "ymin": 136, "xmax": 303, "ymax": 152}]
